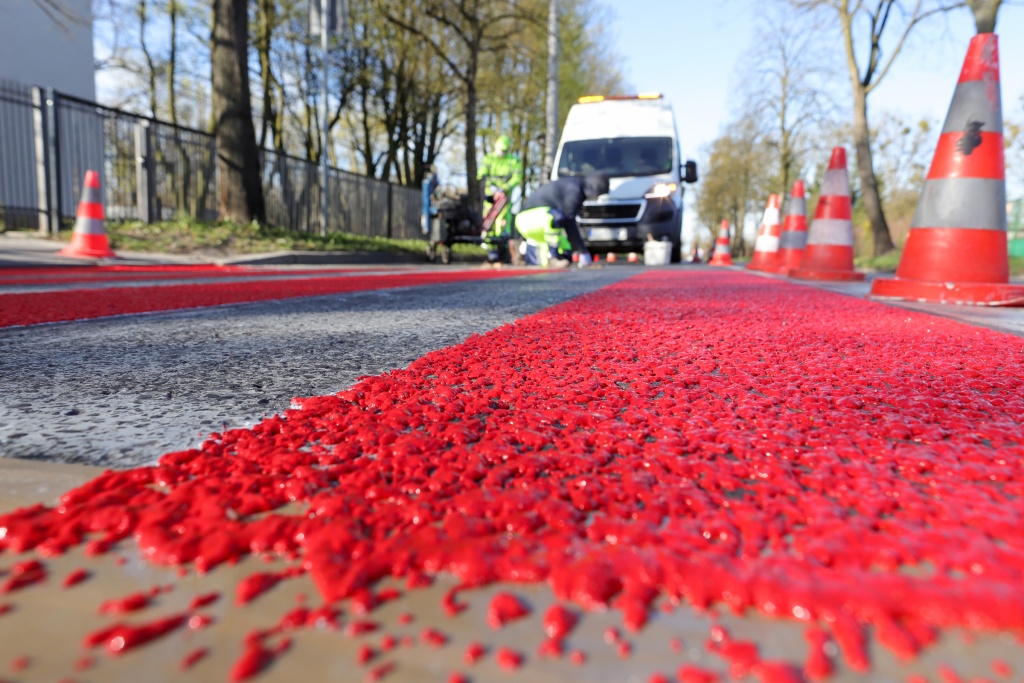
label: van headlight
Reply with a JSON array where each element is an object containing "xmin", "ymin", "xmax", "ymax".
[{"xmin": 644, "ymin": 182, "xmax": 677, "ymax": 199}]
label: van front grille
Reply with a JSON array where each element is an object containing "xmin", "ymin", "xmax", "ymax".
[{"xmin": 580, "ymin": 202, "xmax": 643, "ymax": 221}]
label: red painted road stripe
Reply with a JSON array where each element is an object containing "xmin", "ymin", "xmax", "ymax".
[
  {"xmin": 0, "ymin": 267, "xmax": 409, "ymax": 287},
  {"xmin": 2, "ymin": 270, "xmax": 1024, "ymax": 679},
  {"xmin": 0, "ymin": 268, "xmax": 541, "ymax": 328}
]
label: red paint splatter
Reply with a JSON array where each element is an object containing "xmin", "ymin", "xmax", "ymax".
[
  {"xmin": 229, "ymin": 642, "xmax": 275, "ymax": 682},
  {"xmin": 98, "ymin": 591, "xmax": 150, "ymax": 614},
  {"xmin": 421, "ymin": 627, "xmax": 448, "ymax": 648},
  {"xmin": 677, "ymin": 665, "xmax": 721, "ymax": 683},
  {"xmin": 670, "ymin": 637, "xmax": 683, "ymax": 653},
  {"xmin": 85, "ymin": 614, "xmax": 187, "ymax": 655},
  {"xmin": 189, "ymin": 592, "xmax": 220, "ymax": 610},
  {"xmin": 346, "ymin": 620, "xmax": 380, "ymax": 637},
  {"xmin": 365, "ymin": 661, "xmax": 395, "ymax": 682},
  {"xmin": 0, "ymin": 559, "xmax": 45, "ymax": 594},
  {"xmin": 803, "ymin": 626, "xmax": 833, "ymax": 680},
  {"xmin": 542, "ymin": 603, "xmax": 578, "ymax": 640},
  {"xmin": 487, "ymin": 592, "xmax": 530, "ymax": 629},
  {"xmin": 11, "ymin": 656, "xmax": 29, "ymax": 672},
  {"xmin": 235, "ymin": 572, "xmax": 282, "ymax": 605},
  {"xmin": 991, "ymin": 659, "xmax": 1012, "ymax": 677},
  {"xmin": 357, "ymin": 645, "xmax": 377, "ymax": 665},
  {"xmin": 188, "ymin": 614, "xmax": 213, "ymax": 630},
  {"xmin": 74, "ymin": 656, "xmax": 95, "ymax": 671},
  {"xmin": 180, "ymin": 647, "xmax": 208, "ymax": 671},
  {"xmin": 62, "ymin": 568, "xmax": 90, "ymax": 588},
  {"xmin": 464, "ymin": 642, "xmax": 486, "ymax": 665},
  {"xmin": 537, "ymin": 637, "xmax": 563, "ymax": 658},
  {"xmin": 752, "ymin": 661, "xmax": 805, "ymax": 683},
  {"xmin": 397, "ymin": 612, "xmax": 413, "ymax": 625},
  {"xmin": 495, "ymin": 647, "xmax": 523, "ymax": 671},
  {"xmin": 0, "ymin": 605, "xmax": 11, "ymax": 617},
  {"xmin": 448, "ymin": 674, "xmax": 468, "ymax": 683},
  {"xmin": 568, "ymin": 650, "xmax": 586, "ymax": 666}
]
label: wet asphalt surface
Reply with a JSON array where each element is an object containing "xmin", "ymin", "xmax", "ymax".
[{"xmin": 0, "ymin": 268, "xmax": 634, "ymax": 468}]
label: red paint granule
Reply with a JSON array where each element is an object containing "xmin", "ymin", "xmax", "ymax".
[
  {"xmin": 992, "ymin": 659, "xmax": 1013, "ymax": 677},
  {"xmin": 603, "ymin": 626, "xmax": 621, "ymax": 644},
  {"xmin": 357, "ymin": 645, "xmax": 377, "ymax": 665},
  {"xmin": 99, "ymin": 591, "xmax": 150, "ymax": 614},
  {"xmin": 617, "ymin": 640, "xmax": 632, "ymax": 658},
  {"xmin": 542, "ymin": 603, "xmax": 578, "ymax": 640},
  {"xmin": 487, "ymin": 592, "xmax": 530, "ymax": 629},
  {"xmin": 464, "ymin": 642, "xmax": 486, "ymax": 664},
  {"xmin": 11, "ymin": 656, "xmax": 29, "ymax": 672},
  {"xmin": 827, "ymin": 612, "xmax": 869, "ymax": 673},
  {"xmin": 397, "ymin": 612, "xmax": 413, "ymax": 625},
  {"xmin": 189, "ymin": 592, "xmax": 220, "ymax": 610},
  {"xmin": 180, "ymin": 647, "xmax": 208, "ymax": 671},
  {"xmin": 421, "ymin": 627, "xmax": 448, "ymax": 648},
  {"xmin": 229, "ymin": 643, "xmax": 275, "ymax": 682},
  {"xmin": 235, "ymin": 572, "xmax": 282, "ymax": 605},
  {"xmin": 495, "ymin": 647, "xmax": 523, "ymax": 671},
  {"xmin": 74, "ymin": 656, "xmax": 95, "ymax": 671},
  {"xmin": 0, "ymin": 605, "xmax": 11, "ymax": 617},
  {"xmin": 85, "ymin": 614, "xmax": 187, "ymax": 655},
  {"xmin": 938, "ymin": 666, "xmax": 965, "ymax": 683},
  {"xmin": 569, "ymin": 650, "xmax": 586, "ymax": 666},
  {"xmin": 380, "ymin": 635, "xmax": 397, "ymax": 652},
  {"xmin": 719, "ymin": 639, "xmax": 760, "ymax": 679},
  {"xmin": 670, "ymin": 637, "xmax": 683, "ymax": 653},
  {"xmin": 365, "ymin": 662, "xmax": 395, "ymax": 682},
  {"xmin": 677, "ymin": 664, "xmax": 721, "ymax": 683},
  {"xmin": 649, "ymin": 675, "xmax": 671, "ymax": 683},
  {"xmin": 442, "ymin": 587, "xmax": 467, "ymax": 616},
  {"xmin": 346, "ymin": 620, "xmax": 380, "ymax": 637},
  {"xmin": 803, "ymin": 626, "xmax": 833, "ymax": 680},
  {"xmin": 62, "ymin": 568, "xmax": 89, "ymax": 588},
  {"xmin": 0, "ymin": 559, "xmax": 45, "ymax": 594},
  {"xmin": 537, "ymin": 638, "xmax": 563, "ymax": 658},
  {"xmin": 752, "ymin": 661, "xmax": 805, "ymax": 683},
  {"xmin": 448, "ymin": 674, "xmax": 468, "ymax": 683}
]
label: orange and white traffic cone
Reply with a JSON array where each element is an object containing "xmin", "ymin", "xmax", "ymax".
[
  {"xmin": 708, "ymin": 220, "xmax": 733, "ymax": 266},
  {"xmin": 870, "ymin": 33, "xmax": 1024, "ymax": 306},
  {"xmin": 59, "ymin": 171, "xmax": 116, "ymax": 259},
  {"xmin": 774, "ymin": 180, "xmax": 808, "ymax": 274},
  {"xmin": 746, "ymin": 194, "xmax": 782, "ymax": 272},
  {"xmin": 627, "ymin": 252, "xmax": 639, "ymax": 263},
  {"xmin": 606, "ymin": 253, "xmax": 617, "ymax": 263},
  {"xmin": 790, "ymin": 148, "xmax": 864, "ymax": 281}
]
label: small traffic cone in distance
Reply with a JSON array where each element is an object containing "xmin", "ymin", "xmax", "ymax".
[
  {"xmin": 871, "ymin": 33, "xmax": 1024, "ymax": 306},
  {"xmin": 774, "ymin": 180, "xmax": 808, "ymax": 274},
  {"xmin": 790, "ymin": 148, "xmax": 865, "ymax": 282},
  {"xmin": 746, "ymin": 194, "xmax": 782, "ymax": 272},
  {"xmin": 708, "ymin": 220, "xmax": 733, "ymax": 266},
  {"xmin": 627, "ymin": 252, "xmax": 639, "ymax": 263},
  {"xmin": 59, "ymin": 171, "xmax": 116, "ymax": 259},
  {"xmin": 607, "ymin": 253, "xmax": 617, "ymax": 263}
]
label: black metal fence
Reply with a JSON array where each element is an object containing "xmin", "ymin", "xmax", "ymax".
[{"xmin": 0, "ymin": 79, "xmax": 422, "ymax": 239}]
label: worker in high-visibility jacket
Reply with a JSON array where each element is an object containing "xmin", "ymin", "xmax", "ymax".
[
  {"xmin": 515, "ymin": 173, "xmax": 609, "ymax": 267},
  {"xmin": 477, "ymin": 135, "xmax": 522, "ymax": 262}
]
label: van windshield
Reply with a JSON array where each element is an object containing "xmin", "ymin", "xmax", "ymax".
[{"xmin": 558, "ymin": 137, "xmax": 674, "ymax": 178}]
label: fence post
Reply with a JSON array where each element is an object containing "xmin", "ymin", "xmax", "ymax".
[
  {"xmin": 134, "ymin": 120, "xmax": 156, "ymax": 223},
  {"xmin": 30, "ymin": 87, "xmax": 48, "ymax": 235},
  {"xmin": 386, "ymin": 183, "xmax": 393, "ymax": 239},
  {"xmin": 34, "ymin": 87, "xmax": 62, "ymax": 236}
]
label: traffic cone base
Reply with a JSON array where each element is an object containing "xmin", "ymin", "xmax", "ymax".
[
  {"xmin": 708, "ymin": 253, "xmax": 733, "ymax": 266},
  {"xmin": 870, "ymin": 278, "xmax": 1024, "ymax": 306},
  {"xmin": 709, "ymin": 220, "xmax": 733, "ymax": 266},
  {"xmin": 790, "ymin": 244, "xmax": 865, "ymax": 281},
  {"xmin": 60, "ymin": 233, "xmax": 116, "ymax": 259},
  {"xmin": 870, "ymin": 33, "xmax": 1020, "ymax": 306}
]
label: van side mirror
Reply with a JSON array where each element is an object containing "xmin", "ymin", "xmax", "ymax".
[{"xmin": 683, "ymin": 160, "xmax": 698, "ymax": 184}]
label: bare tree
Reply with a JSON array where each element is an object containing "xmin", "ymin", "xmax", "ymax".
[
  {"xmin": 738, "ymin": 9, "xmax": 838, "ymax": 198},
  {"xmin": 788, "ymin": 0, "xmax": 964, "ymax": 256},
  {"xmin": 211, "ymin": 0, "xmax": 265, "ymax": 223},
  {"xmin": 378, "ymin": 0, "xmax": 531, "ymax": 209}
]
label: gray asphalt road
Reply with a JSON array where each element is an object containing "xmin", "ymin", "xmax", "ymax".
[{"xmin": 0, "ymin": 268, "xmax": 633, "ymax": 468}]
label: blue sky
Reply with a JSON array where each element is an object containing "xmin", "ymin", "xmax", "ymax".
[{"xmin": 614, "ymin": 0, "xmax": 1024, "ymax": 162}]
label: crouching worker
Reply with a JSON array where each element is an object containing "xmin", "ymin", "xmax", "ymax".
[{"xmin": 514, "ymin": 173, "xmax": 609, "ymax": 267}]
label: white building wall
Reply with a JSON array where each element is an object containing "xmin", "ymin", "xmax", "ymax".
[{"xmin": 0, "ymin": 0, "xmax": 95, "ymax": 99}]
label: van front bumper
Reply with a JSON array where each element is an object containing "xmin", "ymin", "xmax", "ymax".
[{"xmin": 578, "ymin": 197, "xmax": 681, "ymax": 253}]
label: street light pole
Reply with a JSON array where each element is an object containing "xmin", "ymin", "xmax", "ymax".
[
  {"xmin": 542, "ymin": 0, "xmax": 558, "ymax": 180},
  {"xmin": 319, "ymin": 0, "xmax": 330, "ymax": 237}
]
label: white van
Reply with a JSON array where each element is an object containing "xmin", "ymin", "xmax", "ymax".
[{"xmin": 551, "ymin": 94, "xmax": 697, "ymax": 262}]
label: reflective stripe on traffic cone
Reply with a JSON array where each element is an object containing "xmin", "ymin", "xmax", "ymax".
[
  {"xmin": 870, "ymin": 33, "xmax": 1024, "ymax": 306},
  {"xmin": 790, "ymin": 148, "xmax": 864, "ymax": 282},
  {"xmin": 708, "ymin": 220, "xmax": 733, "ymax": 266},
  {"xmin": 746, "ymin": 194, "xmax": 781, "ymax": 271},
  {"xmin": 59, "ymin": 171, "xmax": 116, "ymax": 259},
  {"xmin": 775, "ymin": 180, "xmax": 808, "ymax": 274}
]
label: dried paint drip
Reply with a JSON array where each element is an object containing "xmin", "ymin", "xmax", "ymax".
[
  {"xmin": 487, "ymin": 592, "xmax": 530, "ymax": 628},
  {"xmin": 1, "ymin": 271, "xmax": 1024, "ymax": 680}
]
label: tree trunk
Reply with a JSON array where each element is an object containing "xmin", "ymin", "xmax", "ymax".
[
  {"xmin": 211, "ymin": 0, "xmax": 265, "ymax": 224},
  {"xmin": 852, "ymin": 85, "xmax": 894, "ymax": 255},
  {"xmin": 968, "ymin": 0, "xmax": 1001, "ymax": 33}
]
